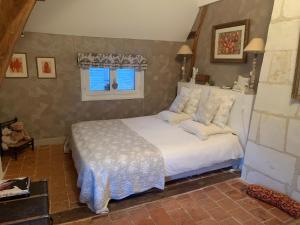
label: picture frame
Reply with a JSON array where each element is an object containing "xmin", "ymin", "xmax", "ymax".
[
  {"xmin": 211, "ymin": 19, "xmax": 250, "ymax": 63},
  {"xmin": 5, "ymin": 53, "xmax": 28, "ymax": 78},
  {"xmin": 292, "ymin": 37, "xmax": 300, "ymax": 100},
  {"xmin": 36, "ymin": 57, "xmax": 57, "ymax": 79}
]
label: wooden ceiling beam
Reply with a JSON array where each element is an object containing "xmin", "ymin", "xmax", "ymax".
[{"xmin": 0, "ymin": 0, "xmax": 36, "ymax": 84}]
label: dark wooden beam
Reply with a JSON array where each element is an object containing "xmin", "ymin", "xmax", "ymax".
[
  {"xmin": 0, "ymin": 0, "xmax": 36, "ymax": 83},
  {"xmin": 189, "ymin": 6, "xmax": 208, "ymax": 78}
]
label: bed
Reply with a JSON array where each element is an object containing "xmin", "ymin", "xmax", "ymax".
[{"xmin": 70, "ymin": 83, "xmax": 255, "ymax": 214}]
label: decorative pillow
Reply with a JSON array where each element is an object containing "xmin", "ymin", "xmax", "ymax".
[
  {"xmin": 180, "ymin": 120, "xmax": 233, "ymax": 140},
  {"xmin": 247, "ymin": 184, "xmax": 300, "ymax": 218},
  {"xmin": 169, "ymin": 87, "xmax": 191, "ymax": 113},
  {"xmin": 158, "ymin": 111, "xmax": 191, "ymax": 124},
  {"xmin": 213, "ymin": 95, "xmax": 236, "ymax": 128},
  {"xmin": 193, "ymin": 93, "xmax": 220, "ymax": 125},
  {"xmin": 183, "ymin": 88, "xmax": 202, "ymax": 115}
]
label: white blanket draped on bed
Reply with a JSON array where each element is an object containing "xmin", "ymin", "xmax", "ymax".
[{"xmin": 71, "ymin": 120, "xmax": 165, "ymax": 214}]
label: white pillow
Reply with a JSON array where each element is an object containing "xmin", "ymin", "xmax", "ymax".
[
  {"xmin": 213, "ymin": 95, "xmax": 236, "ymax": 128},
  {"xmin": 169, "ymin": 87, "xmax": 191, "ymax": 113},
  {"xmin": 183, "ymin": 88, "xmax": 202, "ymax": 115},
  {"xmin": 158, "ymin": 111, "xmax": 191, "ymax": 124},
  {"xmin": 180, "ymin": 120, "xmax": 233, "ymax": 140},
  {"xmin": 193, "ymin": 93, "xmax": 220, "ymax": 125}
]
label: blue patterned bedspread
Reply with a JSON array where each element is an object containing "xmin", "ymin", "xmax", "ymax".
[{"xmin": 71, "ymin": 120, "xmax": 165, "ymax": 214}]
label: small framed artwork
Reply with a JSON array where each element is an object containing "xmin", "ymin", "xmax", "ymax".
[
  {"xmin": 6, "ymin": 53, "xmax": 28, "ymax": 78},
  {"xmin": 36, "ymin": 57, "xmax": 57, "ymax": 79},
  {"xmin": 211, "ymin": 19, "xmax": 250, "ymax": 63},
  {"xmin": 292, "ymin": 36, "xmax": 300, "ymax": 100}
]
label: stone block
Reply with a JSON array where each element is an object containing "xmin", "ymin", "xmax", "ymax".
[
  {"xmin": 267, "ymin": 51, "xmax": 297, "ymax": 84},
  {"xmin": 248, "ymin": 111, "xmax": 260, "ymax": 141},
  {"xmin": 244, "ymin": 141, "xmax": 296, "ymax": 184},
  {"xmin": 246, "ymin": 170, "xmax": 286, "ymax": 193},
  {"xmin": 286, "ymin": 119, "xmax": 300, "ymax": 156},
  {"xmin": 259, "ymin": 52, "xmax": 272, "ymax": 82},
  {"xmin": 291, "ymin": 191, "xmax": 300, "ymax": 202},
  {"xmin": 265, "ymin": 20, "xmax": 300, "ymax": 51},
  {"xmin": 254, "ymin": 83, "xmax": 298, "ymax": 116},
  {"xmin": 271, "ymin": 0, "xmax": 284, "ymax": 20},
  {"xmin": 259, "ymin": 114, "xmax": 286, "ymax": 151},
  {"xmin": 283, "ymin": 0, "xmax": 300, "ymax": 18}
]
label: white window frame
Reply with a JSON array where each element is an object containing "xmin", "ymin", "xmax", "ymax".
[{"xmin": 80, "ymin": 68, "xmax": 144, "ymax": 101}]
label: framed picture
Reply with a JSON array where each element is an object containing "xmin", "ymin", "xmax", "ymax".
[
  {"xmin": 292, "ymin": 37, "xmax": 300, "ymax": 100},
  {"xmin": 36, "ymin": 57, "xmax": 56, "ymax": 79},
  {"xmin": 5, "ymin": 53, "xmax": 28, "ymax": 78},
  {"xmin": 211, "ymin": 19, "xmax": 250, "ymax": 63}
]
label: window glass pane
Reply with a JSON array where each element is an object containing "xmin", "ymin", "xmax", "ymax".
[
  {"xmin": 89, "ymin": 68, "xmax": 110, "ymax": 91},
  {"xmin": 116, "ymin": 68, "xmax": 135, "ymax": 91}
]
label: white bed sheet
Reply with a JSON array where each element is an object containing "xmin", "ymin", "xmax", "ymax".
[{"xmin": 122, "ymin": 115, "xmax": 244, "ymax": 177}]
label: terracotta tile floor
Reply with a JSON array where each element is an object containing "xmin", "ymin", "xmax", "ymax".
[
  {"xmin": 3, "ymin": 144, "xmax": 81, "ymax": 214},
  {"xmin": 70, "ymin": 183, "xmax": 295, "ymax": 225},
  {"xmin": 2, "ymin": 145, "xmax": 297, "ymax": 225}
]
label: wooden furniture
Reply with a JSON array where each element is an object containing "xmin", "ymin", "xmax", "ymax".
[
  {"xmin": 195, "ymin": 74, "xmax": 210, "ymax": 85},
  {"xmin": 0, "ymin": 180, "xmax": 51, "ymax": 225},
  {"xmin": 0, "ymin": 117, "xmax": 34, "ymax": 160}
]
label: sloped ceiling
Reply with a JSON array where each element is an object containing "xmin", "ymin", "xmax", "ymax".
[{"xmin": 24, "ymin": 0, "xmax": 200, "ymax": 42}]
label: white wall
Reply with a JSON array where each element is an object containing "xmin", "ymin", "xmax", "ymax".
[
  {"xmin": 242, "ymin": 0, "xmax": 300, "ymax": 200},
  {"xmin": 24, "ymin": 0, "xmax": 199, "ymax": 42}
]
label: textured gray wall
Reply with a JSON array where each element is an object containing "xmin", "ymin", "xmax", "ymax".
[
  {"xmin": 195, "ymin": 0, "xmax": 274, "ymax": 87},
  {"xmin": 0, "ymin": 32, "xmax": 182, "ymax": 139}
]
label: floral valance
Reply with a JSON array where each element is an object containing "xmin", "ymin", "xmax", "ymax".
[{"xmin": 77, "ymin": 53, "xmax": 148, "ymax": 70}]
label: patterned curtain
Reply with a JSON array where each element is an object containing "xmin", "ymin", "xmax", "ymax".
[{"xmin": 77, "ymin": 53, "xmax": 148, "ymax": 71}]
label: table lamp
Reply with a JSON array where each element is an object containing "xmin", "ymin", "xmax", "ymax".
[
  {"xmin": 177, "ymin": 44, "xmax": 193, "ymax": 81},
  {"xmin": 244, "ymin": 38, "xmax": 265, "ymax": 90}
]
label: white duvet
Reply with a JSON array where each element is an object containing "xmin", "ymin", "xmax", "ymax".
[{"xmin": 122, "ymin": 115, "xmax": 244, "ymax": 177}]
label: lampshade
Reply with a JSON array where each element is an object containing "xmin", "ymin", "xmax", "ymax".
[
  {"xmin": 177, "ymin": 44, "xmax": 193, "ymax": 55},
  {"xmin": 244, "ymin": 38, "xmax": 265, "ymax": 53}
]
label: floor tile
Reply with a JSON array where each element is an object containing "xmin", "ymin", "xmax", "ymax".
[
  {"xmin": 268, "ymin": 207, "xmax": 292, "ymax": 223},
  {"xmin": 2, "ymin": 145, "xmax": 297, "ymax": 225},
  {"xmin": 148, "ymin": 207, "xmax": 176, "ymax": 225},
  {"xmin": 249, "ymin": 207, "xmax": 273, "ymax": 222},
  {"xmin": 217, "ymin": 198, "xmax": 240, "ymax": 212}
]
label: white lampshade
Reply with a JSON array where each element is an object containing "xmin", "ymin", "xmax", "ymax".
[
  {"xmin": 244, "ymin": 38, "xmax": 265, "ymax": 53},
  {"xmin": 177, "ymin": 44, "xmax": 193, "ymax": 55}
]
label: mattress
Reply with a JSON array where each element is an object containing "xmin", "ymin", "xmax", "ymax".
[{"xmin": 122, "ymin": 115, "xmax": 244, "ymax": 177}]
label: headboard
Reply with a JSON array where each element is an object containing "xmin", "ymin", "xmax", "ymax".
[{"xmin": 178, "ymin": 82, "xmax": 255, "ymax": 149}]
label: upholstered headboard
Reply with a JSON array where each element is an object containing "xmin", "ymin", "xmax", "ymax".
[{"xmin": 177, "ymin": 82, "xmax": 255, "ymax": 149}]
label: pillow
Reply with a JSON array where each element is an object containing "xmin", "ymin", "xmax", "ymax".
[
  {"xmin": 169, "ymin": 87, "xmax": 191, "ymax": 113},
  {"xmin": 247, "ymin": 184, "xmax": 300, "ymax": 218},
  {"xmin": 193, "ymin": 93, "xmax": 220, "ymax": 125},
  {"xmin": 213, "ymin": 95, "xmax": 236, "ymax": 128},
  {"xmin": 180, "ymin": 120, "xmax": 233, "ymax": 140},
  {"xmin": 158, "ymin": 111, "xmax": 191, "ymax": 124},
  {"xmin": 183, "ymin": 88, "xmax": 202, "ymax": 115}
]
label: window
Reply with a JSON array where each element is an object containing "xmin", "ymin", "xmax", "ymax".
[{"xmin": 81, "ymin": 67, "xmax": 144, "ymax": 101}]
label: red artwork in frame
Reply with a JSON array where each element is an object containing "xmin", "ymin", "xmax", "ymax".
[
  {"xmin": 211, "ymin": 19, "xmax": 250, "ymax": 63},
  {"xmin": 6, "ymin": 53, "xmax": 28, "ymax": 78},
  {"xmin": 36, "ymin": 57, "xmax": 57, "ymax": 79}
]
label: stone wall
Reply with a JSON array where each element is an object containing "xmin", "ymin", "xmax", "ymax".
[
  {"xmin": 242, "ymin": 0, "xmax": 300, "ymax": 200},
  {"xmin": 0, "ymin": 32, "xmax": 182, "ymax": 142}
]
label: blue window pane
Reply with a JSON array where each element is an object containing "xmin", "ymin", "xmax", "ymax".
[
  {"xmin": 116, "ymin": 68, "xmax": 135, "ymax": 91},
  {"xmin": 89, "ymin": 68, "xmax": 110, "ymax": 91}
]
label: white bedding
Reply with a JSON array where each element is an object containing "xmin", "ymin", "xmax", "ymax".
[{"xmin": 122, "ymin": 115, "xmax": 244, "ymax": 177}]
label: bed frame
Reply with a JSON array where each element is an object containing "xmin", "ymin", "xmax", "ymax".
[{"xmin": 166, "ymin": 159, "xmax": 241, "ymax": 181}]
